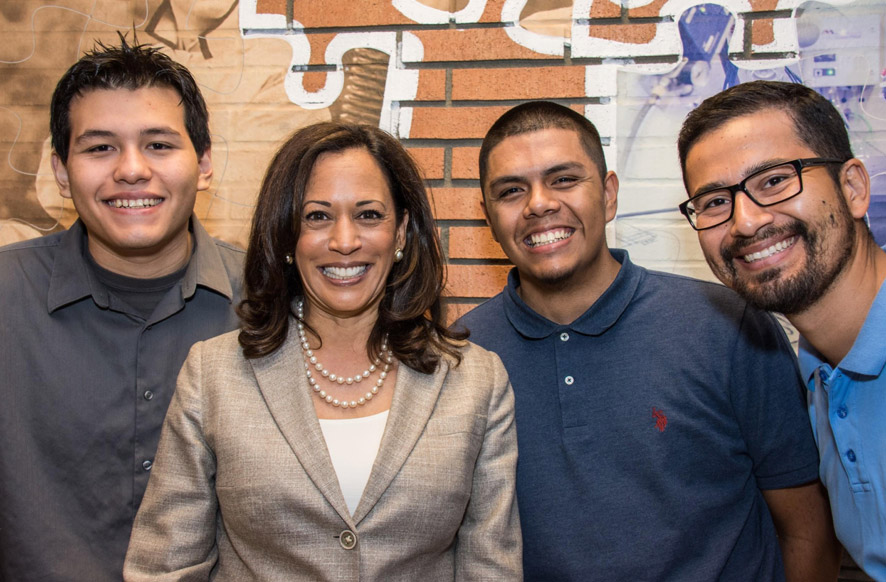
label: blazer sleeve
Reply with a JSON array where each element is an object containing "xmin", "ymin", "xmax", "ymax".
[
  {"xmin": 123, "ymin": 341, "xmax": 219, "ymax": 581},
  {"xmin": 455, "ymin": 350, "xmax": 523, "ymax": 580}
]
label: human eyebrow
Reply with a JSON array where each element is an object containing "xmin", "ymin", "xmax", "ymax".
[
  {"xmin": 542, "ymin": 162, "xmax": 586, "ymax": 177},
  {"xmin": 73, "ymin": 130, "xmax": 116, "ymax": 145},
  {"xmin": 142, "ymin": 127, "xmax": 185, "ymax": 140},
  {"xmin": 356, "ymin": 199, "xmax": 388, "ymax": 208},
  {"xmin": 691, "ymin": 158, "xmax": 792, "ymax": 197},
  {"xmin": 487, "ymin": 175, "xmax": 526, "ymax": 195}
]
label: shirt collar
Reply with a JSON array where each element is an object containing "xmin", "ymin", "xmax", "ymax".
[
  {"xmin": 502, "ymin": 248, "xmax": 640, "ymax": 338},
  {"xmin": 47, "ymin": 220, "xmax": 104, "ymax": 312},
  {"xmin": 182, "ymin": 216, "xmax": 235, "ymax": 302},
  {"xmin": 47, "ymin": 215, "xmax": 234, "ymax": 313},
  {"xmin": 799, "ymin": 277, "xmax": 886, "ymax": 386}
]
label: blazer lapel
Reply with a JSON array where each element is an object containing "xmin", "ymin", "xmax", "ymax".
[
  {"xmin": 353, "ymin": 357, "xmax": 450, "ymax": 523},
  {"xmin": 249, "ymin": 322, "xmax": 354, "ymax": 524}
]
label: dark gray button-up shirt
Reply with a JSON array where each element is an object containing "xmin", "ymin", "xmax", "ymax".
[{"xmin": 0, "ymin": 217, "xmax": 244, "ymax": 581}]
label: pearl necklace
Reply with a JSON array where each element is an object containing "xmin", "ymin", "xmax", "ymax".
[{"xmin": 295, "ymin": 300, "xmax": 393, "ymax": 409}]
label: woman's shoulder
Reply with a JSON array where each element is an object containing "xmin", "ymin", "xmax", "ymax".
[
  {"xmin": 441, "ymin": 340, "xmax": 507, "ymax": 376},
  {"xmin": 185, "ymin": 329, "xmax": 247, "ymax": 366},
  {"xmin": 195, "ymin": 328, "xmax": 242, "ymax": 350}
]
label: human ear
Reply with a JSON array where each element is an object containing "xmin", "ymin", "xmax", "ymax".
[
  {"xmin": 196, "ymin": 147, "xmax": 213, "ymax": 192},
  {"xmin": 480, "ymin": 195, "xmax": 499, "ymax": 243},
  {"xmin": 51, "ymin": 153, "xmax": 72, "ymax": 199},
  {"xmin": 603, "ymin": 171, "xmax": 619, "ymax": 223},
  {"xmin": 839, "ymin": 158, "xmax": 871, "ymax": 220},
  {"xmin": 396, "ymin": 209, "xmax": 409, "ymax": 250}
]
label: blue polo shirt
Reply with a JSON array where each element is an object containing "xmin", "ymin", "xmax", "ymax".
[
  {"xmin": 459, "ymin": 249, "xmax": 820, "ymax": 581},
  {"xmin": 800, "ymin": 280, "xmax": 886, "ymax": 580}
]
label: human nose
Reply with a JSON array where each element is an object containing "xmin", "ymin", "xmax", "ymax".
[
  {"xmin": 113, "ymin": 148, "xmax": 151, "ymax": 183},
  {"xmin": 729, "ymin": 190, "xmax": 774, "ymax": 237},
  {"xmin": 523, "ymin": 184, "xmax": 560, "ymax": 218},
  {"xmin": 328, "ymin": 217, "xmax": 361, "ymax": 254}
]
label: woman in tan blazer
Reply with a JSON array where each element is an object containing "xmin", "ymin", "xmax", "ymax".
[{"xmin": 124, "ymin": 123, "xmax": 522, "ymax": 581}]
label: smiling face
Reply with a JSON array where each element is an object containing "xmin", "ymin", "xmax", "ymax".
[
  {"xmin": 51, "ymin": 86, "xmax": 212, "ymax": 277},
  {"xmin": 686, "ymin": 108, "xmax": 860, "ymax": 314},
  {"xmin": 482, "ymin": 128, "xmax": 618, "ymax": 293},
  {"xmin": 295, "ymin": 148, "xmax": 407, "ymax": 323}
]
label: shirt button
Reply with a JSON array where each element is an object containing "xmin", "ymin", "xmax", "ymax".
[
  {"xmin": 339, "ymin": 530, "xmax": 357, "ymax": 550},
  {"xmin": 142, "ymin": 460, "xmax": 153, "ymax": 471},
  {"xmin": 846, "ymin": 449, "xmax": 857, "ymax": 463},
  {"xmin": 143, "ymin": 390, "xmax": 154, "ymax": 401},
  {"xmin": 836, "ymin": 406, "xmax": 848, "ymax": 418},
  {"xmin": 564, "ymin": 376, "xmax": 574, "ymax": 385},
  {"xmin": 560, "ymin": 332, "xmax": 570, "ymax": 342}
]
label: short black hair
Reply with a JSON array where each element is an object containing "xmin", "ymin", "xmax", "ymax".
[
  {"xmin": 50, "ymin": 34, "xmax": 210, "ymax": 163},
  {"xmin": 678, "ymin": 81, "xmax": 852, "ymax": 189},
  {"xmin": 479, "ymin": 101, "xmax": 607, "ymax": 199}
]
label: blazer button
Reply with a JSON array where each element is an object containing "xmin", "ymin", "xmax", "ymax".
[{"xmin": 339, "ymin": 530, "xmax": 357, "ymax": 550}]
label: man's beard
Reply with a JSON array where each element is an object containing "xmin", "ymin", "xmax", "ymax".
[
  {"xmin": 715, "ymin": 210, "xmax": 855, "ymax": 315},
  {"xmin": 535, "ymin": 263, "xmax": 581, "ymax": 288}
]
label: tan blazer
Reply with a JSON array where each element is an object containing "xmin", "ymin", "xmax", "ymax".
[{"xmin": 123, "ymin": 324, "xmax": 521, "ymax": 581}]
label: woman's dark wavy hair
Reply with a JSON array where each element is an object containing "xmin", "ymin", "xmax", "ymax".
[
  {"xmin": 238, "ymin": 122, "xmax": 466, "ymax": 374},
  {"xmin": 50, "ymin": 33, "xmax": 210, "ymax": 163}
]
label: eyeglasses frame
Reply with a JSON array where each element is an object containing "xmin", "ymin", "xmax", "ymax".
[{"xmin": 679, "ymin": 157, "xmax": 847, "ymax": 231}]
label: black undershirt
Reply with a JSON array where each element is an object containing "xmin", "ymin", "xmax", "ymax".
[{"xmin": 87, "ymin": 254, "xmax": 189, "ymax": 320}]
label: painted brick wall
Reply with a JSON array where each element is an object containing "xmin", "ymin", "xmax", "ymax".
[{"xmin": 237, "ymin": 0, "xmax": 885, "ymax": 331}]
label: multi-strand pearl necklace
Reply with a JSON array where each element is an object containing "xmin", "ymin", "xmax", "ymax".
[{"xmin": 296, "ymin": 300, "xmax": 393, "ymax": 409}]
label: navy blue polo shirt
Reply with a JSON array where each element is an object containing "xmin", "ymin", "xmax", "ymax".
[{"xmin": 458, "ymin": 249, "xmax": 819, "ymax": 581}]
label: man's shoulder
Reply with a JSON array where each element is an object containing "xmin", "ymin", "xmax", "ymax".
[
  {"xmin": 209, "ymin": 236, "xmax": 246, "ymax": 260},
  {"xmin": 640, "ymin": 266, "xmax": 734, "ymax": 297},
  {"xmin": 456, "ymin": 292, "xmax": 521, "ymax": 352},
  {"xmin": 637, "ymin": 267, "xmax": 754, "ymax": 317},
  {"xmin": 0, "ymin": 231, "xmax": 65, "ymax": 277},
  {"xmin": 456, "ymin": 292, "xmax": 507, "ymax": 328},
  {"xmin": 0, "ymin": 230, "xmax": 65, "ymax": 255},
  {"xmin": 209, "ymin": 236, "xmax": 246, "ymax": 274}
]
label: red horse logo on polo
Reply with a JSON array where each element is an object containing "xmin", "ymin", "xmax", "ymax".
[{"xmin": 652, "ymin": 407, "xmax": 667, "ymax": 432}]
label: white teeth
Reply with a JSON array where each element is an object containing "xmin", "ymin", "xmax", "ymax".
[
  {"xmin": 323, "ymin": 265, "xmax": 367, "ymax": 280},
  {"xmin": 108, "ymin": 198, "xmax": 161, "ymax": 209},
  {"xmin": 528, "ymin": 229, "xmax": 573, "ymax": 247},
  {"xmin": 743, "ymin": 236, "xmax": 796, "ymax": 263}
]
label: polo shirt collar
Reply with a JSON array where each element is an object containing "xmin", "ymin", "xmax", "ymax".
[
  {"xmin": 801, "ymin": 278, "xmax": 886, "ymax": 386},
  {"xmin": 502, "ymin": 248, "xmax": 640, "ymax": 338},
  {"xmin": 47, "ymin": 215, "xmax": 234, "ymax": 313}
]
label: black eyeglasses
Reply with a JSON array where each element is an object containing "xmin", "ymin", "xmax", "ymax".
[{"xmin": 679, "ymin": 157, "xmax": 846, "ymax": 231}]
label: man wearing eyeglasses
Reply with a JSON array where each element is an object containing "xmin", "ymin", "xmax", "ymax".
[{"xmin": 679, "ymin": 80, "xmax": 886, "ymax": 580}]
